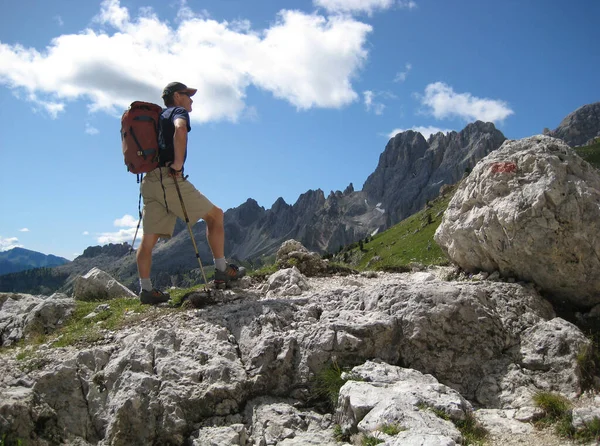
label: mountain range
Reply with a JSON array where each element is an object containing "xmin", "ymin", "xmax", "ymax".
[
  {"xmin": 0, "ymin": 247, "xmax": 69, "ymax": 276},
  {"xmin": 1, "ymin": 101, "xmax": 599, "ymax": 294}
]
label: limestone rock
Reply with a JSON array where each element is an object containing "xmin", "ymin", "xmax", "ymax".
[
  {"xmin": 276, "ymin": 240, "xmax": 327, "ymax": 276},
  {"xmin": 73, "ymin": 267, "xmax": 137, "ymax": 301},
  {"xmin": 336, "ymin": 361, "xmax": 469, "ymax": 444},
  {"xmin": 0, "ymin": 292, "xmax": 74, "ymax": 346},
  {"xmin": 0, "ymin": 270, "xmax": 597, "ymax": 445},
  {"xmin": 435, "ymin": 135, "xmax": 600, "ymax": 308},
  {"xmin": 263, "ymin": 267, "xmax": 310, "ymax": 297}
]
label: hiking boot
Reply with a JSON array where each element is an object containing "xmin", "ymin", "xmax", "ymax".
[
  {"xmin": 139, "ymin": 288, "xmax": 170, "ymax": 305},
  {"xmin": 214, "ymin": 263, "xmax": 246, "ymax": 288}
]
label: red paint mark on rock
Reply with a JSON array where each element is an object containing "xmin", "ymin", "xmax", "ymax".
[{"xmin": 490, "ymin": 162, "xmax": 517, "ymax": 173}]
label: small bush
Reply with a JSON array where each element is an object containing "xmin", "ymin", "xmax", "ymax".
[
  {"xmin": 379, "ymin": 423, "xmax": 405, "ymax": 436},
  {"xmin": 574, "ymin": 417, "xmax": 600, "ymax": 442},
  {"xmin": 577, "ymin": 338, "xmax": 600, "ymax": 392},
  {"xmin": 332, "ymin": 424, "xmax": 350, "ymax": 442},
  {"xmin": 418, "ymin": 403, "xmax": 487, "ymax": 445},
  {"xmin": 313, "ymin": 360, "xmax": 346, "ymax": 411},
  {"xmin": 361, "ymin": 435, "xmax": 384, "ymax": 446},
  {"xmin": 454, "ymin": 414, "xmax": 488, "ymax": 446},
  {"xmin": 533, "ymin": 392, "xmax": 572, "ymax": 424}
]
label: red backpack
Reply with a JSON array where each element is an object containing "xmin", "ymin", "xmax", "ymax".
[{"xmin": 121, "ymin": 101, "xmax": 164, "ymax": 174}]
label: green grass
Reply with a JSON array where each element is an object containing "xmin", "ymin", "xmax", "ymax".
[
  {"xmin": 50, "ymin": 297, "xmax": 158, "ymax": 347},
  {"xmin": 361, "ymin": 435, "xmax": 384, "ymax": 446},
  {"xmin": 574, "ymin": 139, "xmax": 600, "ymax": 169},
  {"xmin": 532, "ymin": 392, "xmax": 578, "ymax": 439},
  {"xmin": 312, "ymin": 360, "xmax": 347, "ymax": 411},
  {"xmin": 576, "ymin": 338, "xmax": 600, "ymax": 393},
  {"xmin": 167, "ymin": 283, "xmax": 209, "ymax": 307},
  {"xmin": 332, "ymin": 424, "xmax": 350, "ymax": 442},
  {"xmin": 417, "ymin": 403, "xmax": 487, "ymax": 446},
  {"xmin": 533, "ymin": 392, "xmax": 572, "ymax": 425},
  {"xmin": 330, "ymin": 187, "xmax": 455, "ymax": 272},
  {"xmin": 378, "ymin": 423, "xmax": 405, "ymax": 435},
  {"xmin": 248, "ymin": 263, "xmax": 278, "ymax": 280},
  {"xmin": 0, "ymin": 434, "xmax": 23, "ymax": 446},
  {"xmin": 574, "ymin": 417, "xmax": 600, "ymax": 443},
  {"xmin": 531, "ymin": 392, "xmax": 600, "ymax": 441}
]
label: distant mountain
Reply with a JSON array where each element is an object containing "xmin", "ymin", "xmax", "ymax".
[
  {"xmin": 0, "ymin": 247, "xmax": 70, "ymax": 276},
  {"xmin": 544, "ymin": 101, "xmax": 600, "ymax": 147}
]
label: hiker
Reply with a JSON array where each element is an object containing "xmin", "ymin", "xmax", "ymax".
[{"xmin": 136, "ymin": 81, "xmax": 245, "ymax": 304}]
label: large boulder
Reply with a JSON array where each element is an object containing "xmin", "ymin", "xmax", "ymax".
[
  {"xmin": 72, "ymin": 267, "xmax": 137, "ymax": 301},
  {"xmin": 435, "ymin": 135, "xmax": 600, "ymax": 308},
  {"xmin": 276, "ymin": 240, "xmax": 328, "ymax": 276}
]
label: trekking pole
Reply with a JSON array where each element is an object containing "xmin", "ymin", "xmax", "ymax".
[{"xmin": 172, "ymin": 175, "xmax": 210, "ymax": 293}]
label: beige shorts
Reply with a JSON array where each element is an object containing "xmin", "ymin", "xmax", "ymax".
[{"xmin": 141, "ymin": 167, "xmax": 215, "ymax": 238}]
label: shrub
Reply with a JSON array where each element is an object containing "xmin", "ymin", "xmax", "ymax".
[{"xmin": 313, "ymin": 360, "xmax": 346, "ymax": 411}]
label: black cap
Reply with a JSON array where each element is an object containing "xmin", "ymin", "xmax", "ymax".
[{"xmin": 161, "ymin": 82, "xmax": 197, "ymax": 98}]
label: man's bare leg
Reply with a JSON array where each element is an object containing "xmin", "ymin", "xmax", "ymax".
[
  {"xmin": 203, "ymin": 206, "xmax": 225, "ymax": 260},
  {"xmin": 137, "ymin": 233, "xmax": 160, "ymax": 279}
]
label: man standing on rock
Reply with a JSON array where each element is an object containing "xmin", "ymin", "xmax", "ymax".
[{"xmin": 136, "ymin": 82, "xmax": 245, "ymax": 304}]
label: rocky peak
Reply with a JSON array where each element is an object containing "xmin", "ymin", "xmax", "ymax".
[
  {"xmin": 271, "ymin": 197, "xmax": 290, "ymax": 213},
  {"xmin": 544, "ymin": 101, "xmax": 600, "ymax": 147},
  {"xmin": 362, "ymin": 122, "xmax": 506, "ymax": 224},
  {"xmin": 78, "ymin": 243, "xmax": 130, "ymax": 259},
  {"xmin": 292, "ymin": 189, "xmax": 325, "ymax": 214},
  {"xmin": 228, "ymin": 198, "xmax": 265, "ymax": 227}
]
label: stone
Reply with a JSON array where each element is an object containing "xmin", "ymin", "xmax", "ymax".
[
  {"xmin": 73, "ymin": 267, "xmax": 137, "ymax": 301},
  {"xmin": 276, "ymin": 240, "xmax": 328, "ymax": 276},
  {"xmin": 435, "ymin": 135, "xmax": 600, "ymax": 308},
  {"xmin": 263, "ymin": 267, "xmax": 310, "ymax": 297},
  {"xmin": 0, "ymin": 292, "xmax": 74, "ymax": 346},
  {"xmin": 336, "ymin": 361, "xmax": 468, "ymax": 443}
]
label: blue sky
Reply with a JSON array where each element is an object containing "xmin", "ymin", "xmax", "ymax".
[{"xmin": 1, "ymin": 0, "xmax": 598, "ymax": 260}]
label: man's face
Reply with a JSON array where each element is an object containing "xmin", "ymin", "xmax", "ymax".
[{"xmin": 174, "ymin": 91, "xmax": 193, "ymax": 112}]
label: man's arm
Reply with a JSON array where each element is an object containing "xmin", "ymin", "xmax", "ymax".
[{"xmin": 170, "ymin": 117, "xmax": 188, "ymax": 173}]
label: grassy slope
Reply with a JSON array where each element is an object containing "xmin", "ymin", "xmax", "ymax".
[
  {"xmin": 332, "ymin": 186, "xmax": 455, "ymax": 272},
  {"xmin": 574, "ymin": 139, "xmax": 600, "ymax": 167}
]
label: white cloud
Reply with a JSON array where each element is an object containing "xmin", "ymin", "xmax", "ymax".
[
  {"xmin": 83, "ymin": 231, "xmax": 90, "ymax": 235},
  {"xmin": 387, "ymin": 126, "xmax": 453, "ymax": 140},
  {"xmin": 420, "ymin": 82, "xmax": 514, "ymax": 123},
  {"xmin": 398, "ymin": 1, "xmax": 417, "ymax": 9},
  {"xmin": 85, "ymin": 123, "xmax": 99, "ymax": 135},
  {"xmin": 394, "ymin": 62, "xmax": 412, "ymax": 82},
  {"xmin": 314, "ymin": 0, "xmax": 416, "ymax": 15},
  {"xmin": 0, "ymin": 1, "xmax": 371, "ymax": 122},
  {"xmin": 114, "ymin": 214, "xmax": 139, "ymax": 227},
  {"xmin": 54, "ymin": 15, "xmax": 64, "ymax": 27},
  {"xmin": 363, "ymin": 90, "xmax": 385, "ymax": 115},
  {"xmin": 94, "ymin": 0, "xmax": 130, "ymax": 30},
  {"xmin": 0, "ymin": 236, "xmax": 22, "ymax": 251},
  {"xmin": 97, "ymin": 214, "xmax": 140, "ymax": 244},
  {"xmin": 19, "ymin": 228, "xmax": 29, "ymax": 232},
  {"xmin": 97, "ymin": 228, "xmax": 138, "ymax": 245}
]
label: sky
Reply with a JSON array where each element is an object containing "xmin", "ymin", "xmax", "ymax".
[{"xmin": 1, "ymin": 0, "xmax": 599, "ymax": 261}]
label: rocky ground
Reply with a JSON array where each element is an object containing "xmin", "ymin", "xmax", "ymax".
[{"xmin": 2, "ymin": 268, "xmax": 599, "ymax": 445}]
